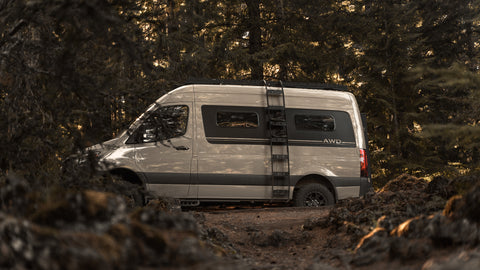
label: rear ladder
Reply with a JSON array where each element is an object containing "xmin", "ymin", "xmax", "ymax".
[{"xmin": 265, "ymin": 81, "xmax": 291, "ymax": 200}]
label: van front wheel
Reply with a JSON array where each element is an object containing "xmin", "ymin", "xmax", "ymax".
[{"xmin": 294, "ymin": 183, "xmax": 334, "ymax": 207}]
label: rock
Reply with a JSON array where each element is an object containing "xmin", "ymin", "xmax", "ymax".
[
  {"xmin": 267, "ymin": 229, "xmax": 290, "ymax": 247},
  {"xmin": 380, "ymin": 174, "xmax": 428, "ymax": 193},
  {"xmin": 444, "ymin": 183, "xmax": 480, "ymax": 223},
  {"xmin": 131, "ymin": 206, "xmax": 201, "ymax": 233},
  {"xmin": 0, "ymin": 214, "xmax": 122, "ymax": 270},
  {"xmin": 326, "ymin": 188, "xmax": 439, "ymax": 242},
  {"xmin": 377, "ymin": 215, "xmax": 403, "ymax": 233},
  {"xmin": 354, "ymin": 209, "xmax": 377, "ymax": 225},
  {"xmin": 424, "ymin": 195, "xmax": 447, "ymax": 213},
  {"xmin": 206, "ymin": 227, "xmax": 230, "ymax": 244},
  {"xmin": 422, "ymin": 249, "xmax": 480, "ymax": 270},
  {"xmin": 307, "ymin": 262, "xmax": 341, "ymax": 270},
  {"xmin": 424, "ymin": 213, "xmax": 454, "ymax": 246},
  {"xmin": 391, "ymin": 215, "xmax": 431, "ymax": 239},
  {"xmin": 295, "ymin": 231, "xmax": 313, "ymax": 245},
  {"xmin": 172, "ymin": 236, "xmax": 213, "ymax": 265},
  {"xmin": 303, "ymin": 217, "xmax": 325, "ymax": 230},
  {"xmin": 144, "ymin": 197, "xmax": 181, "ymax": 213},
  {"xmin": 309, "ymin": 249, "xmax": 351, "ymax": 270},
  {"xmin": 326, "ymin": 207, "xmax": 352, "ymax": 228},
  {"xmin": 449, "ymin": 219, "xmax": 480, "ymax": 245},
  {"xmin": 0, "ymin": 173, "xmax": 38, "ymax": 217},
  {"xmin": 423, "ymin": 213, "xmax": 480, "ymax": 247},
  {"xmin": 250, "ymin": 230, "xmax": 291, "ymax": 247},
  {"xmin": 0, "ymin": 185, "xmax": 234, "ymax": 270},
  {"xmin": 0, "ymin": 169, "xmax": 248, "ymax": 270},
  {"xmin": 343, "ymin": 221, "xmax": 369, "ymax": 240},
  {"xmin": 425, "ymin": 176, "xmax": 452, "ymax": 198},
  {"xmin": 30, "ymin": 190, "xmax": 127, "ymax": 232},
  {"xmin": 443, "ymin": 195, "xmax": 463, "ymax": 220},
  {"xmin": 447, "ymin": 173, "xmax": 480, "ymax": 197},
  {"xmin": 352, "ymin": 227, "xmax": 390, "ymax": 266},
  {"xmin": 203, "ymin": 227, "xmax": 238, "ymax": 257},
  {"xmin": 390, "ymin": 237, "xmax": 432, "ymax": 260}
]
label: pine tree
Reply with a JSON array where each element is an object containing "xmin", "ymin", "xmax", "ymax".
[
  {"xmin": 0, "ymin": 0, "xmax": 148, "ymax": 177},
  {"xmin": 408, "ymin": 0, "xmax": 480, "ymax": 175}
]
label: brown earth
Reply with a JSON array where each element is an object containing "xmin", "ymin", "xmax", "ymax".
[
  {"xmin": 0, "ymin": 173, "xmax": 479, "ymax": 269},
  {"xmin": 198, "ymin": 206, "xmax": 333, "ymax": 269},
  {"xmin": 197, "ymin": 205, "xmax": 471, "ymax": 270},
  {"xmin": 195, "ymin": 173, "xmax": 480, "ymax": 270}
]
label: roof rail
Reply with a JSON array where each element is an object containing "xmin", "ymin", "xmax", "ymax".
[{"xmin": 184, "ymin": 78, "xmax": 348, "ymax": 91}]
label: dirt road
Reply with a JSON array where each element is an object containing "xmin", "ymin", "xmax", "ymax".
[{"xmin": 199, "ymin": 206, "xmax": 341, "ymax": 269}]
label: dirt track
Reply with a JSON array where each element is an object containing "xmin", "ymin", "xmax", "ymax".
[
  {"xmin": 201, "ymin": 206, "xmax": 330, "ymax": 230},
  {"xmin": 199, "ymin": 206, "xmax": 338, "ymax": 269}
]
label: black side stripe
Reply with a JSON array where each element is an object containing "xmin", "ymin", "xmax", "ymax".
[
  {"xmin": 144, "ymin": 172, "xmax": 361, "ymax": 186},
  {"xmin": 205, "ymin": 137, "xmax": 356, "ymax": 147}
]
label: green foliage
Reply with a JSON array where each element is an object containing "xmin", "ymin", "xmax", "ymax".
[
  {"xmin": 0, "ymin": 0, "xmax": 153, "ymax": 180},
  {"xmin": 0, "ymin": 0, "xmax": 479, "ymax": 186},
  {"xmin": 351, "ymin": 0, "xmax": 480, "ymax": 182}
]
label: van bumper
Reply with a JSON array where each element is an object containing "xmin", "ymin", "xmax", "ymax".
[{"xmin": 359, "ymin": 177, "xmax": 372, "ymax": 196}]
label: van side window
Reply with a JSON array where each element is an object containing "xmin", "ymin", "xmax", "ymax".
[
  {"xmin": 139, "ymin": 105, "xmax": 188, "ymax": 143},
  {"xmin": 217, "ymin": 111, "xmax": 259, "ymax": 128},
  {"xmin": 295, "ymin": 114, "xmax": 335, "ymax": 131}
]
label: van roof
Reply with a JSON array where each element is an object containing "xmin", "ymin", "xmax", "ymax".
[
  {"xmin": 189, "ymin": 83, "xmax": 354, "ymax": 101},
  {"xmin": 158, "ymin": 82, "xmax": 357, "ymax": 110},
  {"xmin": 184, "ymin": 79, "xmax": 348, "ymax": 91}
]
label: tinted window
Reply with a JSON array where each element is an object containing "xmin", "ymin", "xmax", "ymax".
[
  {"xmin": 288, "ymin": 109, "xmax": 356, "ymax": 147},
  {"xmin": 217, "ymin": 112, "xmax": 258, "ymax": 128},
  {"xmin": 202, "ymin": 105, "xmax": 267, "ymax": 142},
  {"xmin": 295, "ymin": 114, "xmax": 335, "ymax": 131},
  {"xmin": 138, "ymin": 105, "xmax": 188, "ymax": 143},
  {"xmin": 202, "ymin": 105, "xmax": 356, "ymax": 147}
]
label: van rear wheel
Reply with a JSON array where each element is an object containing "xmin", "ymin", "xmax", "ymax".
[{"xmin": 294, "ymin": 183, "xmax": 334, "ymax": 207}]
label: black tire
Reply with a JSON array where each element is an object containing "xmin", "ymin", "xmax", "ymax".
[{"xmin": 294, "ymin": 183, "xmax": 334, "ymax": 207}]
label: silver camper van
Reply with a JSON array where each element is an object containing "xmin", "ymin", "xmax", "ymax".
[{"xmin": 91, "ymin": 81, "xmax": 371, "ymax": 207}]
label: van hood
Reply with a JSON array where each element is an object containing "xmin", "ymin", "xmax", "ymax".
[{"xmin": 87, "ymin": 131, "xmax": 127, "ymax": 157}]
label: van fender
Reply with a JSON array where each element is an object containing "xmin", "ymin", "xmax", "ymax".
[
  {"xmin": 108, "ymin": 167, "xmax": 145, "ymax": 187},
  {"xmin": 292, "ymin": 174, "xmax": 338, "ymax": 202}
]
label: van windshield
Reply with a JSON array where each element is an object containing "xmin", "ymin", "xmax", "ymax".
[
  {"xmin": 139, "ymin": 105, "xmax": 188, "ymax": 142},
  {"xmin": 127, "ymin": 102, "xmax": 160, "ymax": 134}
]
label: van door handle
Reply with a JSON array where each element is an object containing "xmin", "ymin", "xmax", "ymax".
[{"xmin": 175, "ymin": 145, "xmax": 189, "ymax": 151}]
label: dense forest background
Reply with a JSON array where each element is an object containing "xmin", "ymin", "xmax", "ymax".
[{"xmin": 1, "ymin": 0, "xmax": 479, "ymax": 187}]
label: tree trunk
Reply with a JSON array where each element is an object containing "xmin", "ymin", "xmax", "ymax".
[{"xmin": 246, "ymin": 0, "xmax": 263, "ymax": 80}]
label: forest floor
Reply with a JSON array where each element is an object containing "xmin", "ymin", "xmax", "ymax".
[
  {"xmin": 195, "ymin": 173, "xmax": 480, "ymax": 270},
  {"xmin": 198, "ymin": 206, "xmax": 338, "ymax": 269},
  {"xmin": 198, "ymin": 204, "xmax": 463, "ymax": 270},
  {"xmin": 0, "ymin": 173, "xmax": 479, "ymax": 269}
]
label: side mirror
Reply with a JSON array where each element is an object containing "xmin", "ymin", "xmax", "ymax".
[
  {"xmin": 126, "ymin": 126, "xmax": 161, "ymax": 144},
  {"xmin": 142, "ymin": 128, "xmax": 157, "ymax": 143}
]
